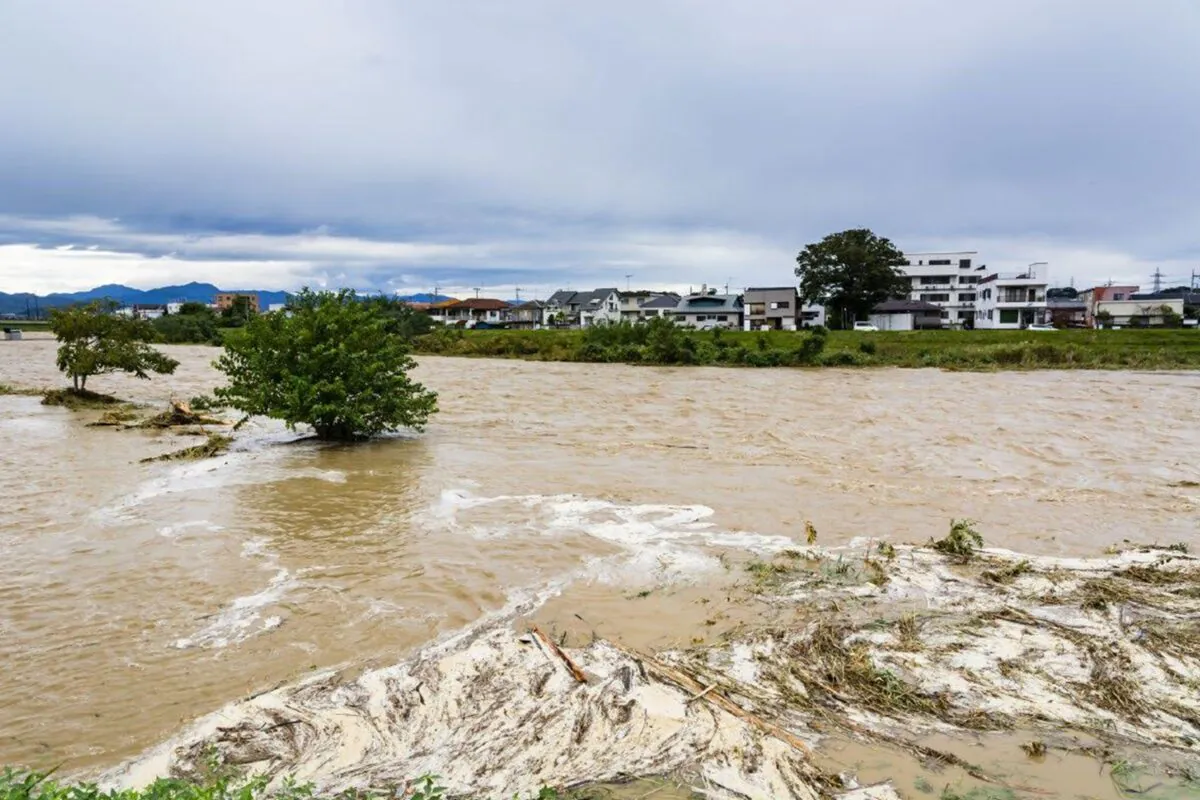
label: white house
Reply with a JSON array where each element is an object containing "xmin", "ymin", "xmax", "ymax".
[
  {"xmin": 671, "ymin": 294, "xmax": 743, "ymax": 329},
  {"xmin": 974, "ymin": 263, "xmax": 1050, "ymax": 329},
  {"xmin": 868, "ymin": 300, "xmax": 945, "ymax": 331},
  {"xmin": 898, "ymin": 251, "xmax": 982, "ymax": 326},
  {"xmin": 1094, "ymin": 298, "xmax": 1184, "ymax": 327}
]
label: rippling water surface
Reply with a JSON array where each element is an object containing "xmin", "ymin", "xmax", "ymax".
[{"xmin": 1, "ymin": 338, "xmax": 1198, "ymax": 770}]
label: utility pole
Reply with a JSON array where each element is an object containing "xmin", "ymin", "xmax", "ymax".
[
  {"xmin": 625, "ymin": 274, "xmax": 632, "ymax": 291},
  {"xmin": 1152, "ymin": 268, "xmax": 1164, "ymax": 294},
  {"xmin": 473, "ymin": 287, "xmax": 481, "ymax": 299},
  {"xmin": 514, "ymin": 286, "xmax": 522, "ymax": 302},
  {"xmin": 1192, "ymin": 270, "xmax": 1199, "ymax": 290}
]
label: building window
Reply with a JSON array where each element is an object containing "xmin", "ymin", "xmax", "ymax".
[
  {"xmin": 959, "ymin": 276, "xmax": 978, "ymax": 285},
  {"xmin": 1113, "ymin": 293, "xmax": 1125, "ymax": 301},
  {"xmin": 958, "ymin": 310, "xmax": 971, "ymax": 319},
  {"xmin": 1000, "ymin": 309, "xmax": 1019, "ymax": 324},
  {"xmin": 694, "ymin": 315, "xmax": 705, "ymax": 321},
  {"xmin": 920, "ymin": 293, "xmax": 950, "ymax": 302},
  {"xmin": 929, "ymin": 259, "xmax": 952, "ymax": 266},
  {"xmin": 716, "ymin": 315, "xmax": 728, "ymax": 321},
  {"xmin": 958, "ymin": 293, "xmax": 976, "ymax": 302},
  {"xmin": 769, "ymin": 301, "xmax": 790, "ymax": 309},
  {"xmin": 919, "ymin": 276, "xmax": 953, "ymax": 285},
  {"xmin": 988, "ymin": 310, "xmax": 994, "ymax": 320},
  {"xmin": 959, "ymin": 258, "xmax": 972, "ymax": 269}
]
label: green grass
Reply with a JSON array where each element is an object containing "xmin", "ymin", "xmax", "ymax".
[
  {"xmin": 411, "ymin": 327, "xmax": 1200, "ymax": 370},
  {"xmin": 0, "ymin": 769, "xmax": 562, "ymax": 800},
  {"xmin": 0, "ymin": 321, "xmax": 51, "ymax": 331}
]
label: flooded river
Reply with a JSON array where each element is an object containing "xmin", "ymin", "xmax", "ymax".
[{"xmin": 1, "ymin": 337, "xmax": 1198, "ymax": 776}]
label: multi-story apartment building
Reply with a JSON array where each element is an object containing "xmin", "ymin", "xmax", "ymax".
[
  {"xmin": 974, "ymin": 263, "xmax": 1050, "ymax": 329},
  {"xmin": 898, "ymin": 251, "xmax": 981, "ymax": 326}
]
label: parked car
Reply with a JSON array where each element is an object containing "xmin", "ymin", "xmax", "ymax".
[
  {"xmin": 1027, "ymin": 323, "xmax": 1056, "ymax": 331},
  {"xmin": 852, "ymin": 321, "xmax": 879, "ymax": 332}
]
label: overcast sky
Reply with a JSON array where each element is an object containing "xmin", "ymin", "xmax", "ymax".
[{"xmin": 1, "ymin": 0, "xmax": 1198, "ymax": 297}]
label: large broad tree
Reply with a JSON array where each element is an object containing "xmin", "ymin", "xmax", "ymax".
[
  {"xmin": 794, "ymin": 229, "xmax": 910, "ymax": 328},
  {"xmin": 214, "ymin": 288, "xmax": 438, "ymax": 441},
  {"xmin": 49, "ymin": 301, "xmax": 179, "ymax": 391}
]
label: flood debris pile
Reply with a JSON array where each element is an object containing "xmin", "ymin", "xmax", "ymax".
[
  {"xmin": 136, "ymin": 400, "xmax": 226, "ymax": 429},
  {"xmin": 720, "ymin": 543, "xmax": 1199, "ymax": 754},
  {"xmin": 140, "ymin": 432, "xmax": 233, "ymax": 463},
  {"xmin": 106, "ymin": 624, "xmax": 834, "ymax": 800},
  {"xmin": 105, "ymin": 542, "xmax": 1198, "ymax": 799}
]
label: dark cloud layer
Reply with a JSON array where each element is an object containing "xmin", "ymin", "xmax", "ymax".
[{"xmin": 1, "ymin": 0, "xmax": 1197, "ymax": 293}]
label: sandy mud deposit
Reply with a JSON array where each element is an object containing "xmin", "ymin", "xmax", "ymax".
[{"xmin": 102, "ymin": 542, "xmax": 1199, "ymax": 799}]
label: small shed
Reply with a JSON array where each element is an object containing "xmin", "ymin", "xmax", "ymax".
[{"xmin": 868, "ymin": 300, "xmax": 944, "ymax": 331}]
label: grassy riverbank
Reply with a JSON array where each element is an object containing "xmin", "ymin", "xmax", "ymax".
[{"xmin": 414, "ymin": 325, "xmax": 1200, "ymax": 370}]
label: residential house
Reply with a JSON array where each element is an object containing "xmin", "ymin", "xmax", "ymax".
[
  {"xmin": 868, "ymin": 300, "xmax": 944, "ymax": 331},
  {"xmin": 639, "ymin": 294, "xmax": 680, "ymax": 318},
  {"xmin": 544, "ymin": 290, "xmax": 581, "ymax": 326},
  {"xmin": 509, "ymin": 300, "xmax": 546, "ymax": 329},
  {"xmin": 898, "ymin": 251, "xmax": 981, "ymax": 326},
  {"xmin": 543, "ymin": 288, "xmax": 620, "ymax": 327},
  {"xmin": 616, "ymin": 290, "xmax": 676, "ymax": 322},
  {"xmin": 439, "ymin": 298, "xmax": 512, "ymax": 327},
  {"xmin": 577, "ymin": 288, "xmax": 621, "ymax": 327},
  {"xmin": 741, "ymin": 287, "xmax": 824, "ymax": 330},
  {"xmin": 214, "ymin": 293, "xmax": 261, "ymax": 314},
  {"xmin": 1092, "ymin": 298, "xmax": 1184, "ymax": 327},
  {"xmin": 1078, "ymin": 285, "xmax": 1138, "ymax": 327},
  {"xmin": 1047, "ymin": 297, "xmax": 1088, "ymax": 328},
  {"xmin": 974, "ymin": 264, "xmax": 1050, "ymax": 329},
  {"xmin": 424, "ymin": 298, "xmax": 460, "ymax": 325},
  {"xmin": 743, "ymin": 287, "xmax": 797, "ymax": 330},
  {"xmin": 671, "ymin": 293, "xmax": 744, "ymax": 329}
]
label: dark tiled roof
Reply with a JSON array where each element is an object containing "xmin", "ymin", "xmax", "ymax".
[
  {"xmin": 642, "ymin": 295, "xmax": 681, "ymax": 309},
  {"xmin": 872, "ymin": 299, "xmax": 944, "ymax": 313},
  {"xmin": 674, "ymin": 294, "xmax": 743, "ymax": 312}
]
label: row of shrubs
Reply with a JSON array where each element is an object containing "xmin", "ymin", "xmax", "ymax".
[
  {"xmin": 414, "ymin": 321, "xmax": 1200, "ymax": 370},
  {"xmin": 416, "ymin": 318, "xmax": 854, "ymax": 367}
]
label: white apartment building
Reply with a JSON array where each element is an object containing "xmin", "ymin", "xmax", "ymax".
[
  {"xmin": 974, "ymin": 263, "xmax": 1050, "ymax": 329},
  {"xmin": 898, "ymin": 251, "xmax": 982, "ymax": 326}
]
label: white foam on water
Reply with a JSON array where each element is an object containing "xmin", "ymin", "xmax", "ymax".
[
  {"xmin": 158, "ymin": 521, "xmax": 224, "ymax": 539},
  {"xmin": 435, "ymin": 489, "xmax": 797, "ymax": 587},
  {"xmin": 173, "ymin": 567, "xmax": 293, "ymax": 650}
]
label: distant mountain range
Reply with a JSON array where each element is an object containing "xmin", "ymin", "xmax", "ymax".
[{"xmin": 0, "ymin": 282, "xmax": 456, "ymax": 316}]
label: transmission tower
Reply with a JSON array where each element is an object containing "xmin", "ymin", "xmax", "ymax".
[{"xmin": 1152, "ymin": 268, "xmax": 1164, "ymax": 293}]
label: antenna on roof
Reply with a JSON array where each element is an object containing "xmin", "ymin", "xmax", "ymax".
[
  {"xmin": 625, "ymin": 273, "xmax": 632, "ymax": 291},
  {"xmin": 472, "ymin": 287, "xmax": 481, "ymax": 299}
]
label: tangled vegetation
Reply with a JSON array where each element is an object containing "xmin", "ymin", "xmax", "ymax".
[
  {"xmin": 930, "ymin": 519, "xmax": 984, "ymax": 561},
  {"xmin": 412, "ymin": 326, "xmax": 1200, "ymax": 370},
  {"xmin": 0, "ymin": 770, "xmax": 564, "ymax": 800}
]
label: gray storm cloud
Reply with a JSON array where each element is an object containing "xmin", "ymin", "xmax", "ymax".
[{"xmin": 0, "ymin": 0, "xmax": 1197, "ymax": 292}]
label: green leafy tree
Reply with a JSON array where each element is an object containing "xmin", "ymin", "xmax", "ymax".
[
  {"xmin": 152, "ymin": 303, "xmax": 219, "ymax": 343},
  {"xmin": 48, "ymin": 301, "xmax": 179, "ymax": 391},
  {"xmin": 795, "ymin": 229, "xmax": 910, "ymax": 328},
  {"xmin": 363, "ymin": 295, "xmax": 435, "ymax": 339},
  {"xmin": 214, "ymin": 288, "xmax": 438, "ymax": 440},
  {"xmin": 220, "ymin": 295, "xmax": 256, "ymax": 328}
]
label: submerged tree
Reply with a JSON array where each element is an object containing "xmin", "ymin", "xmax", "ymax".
[
  {"xmin": 214, "ymin": 288, "xmax": 438, "ymax": 440},
  {"xmin": 795, "ymin": 229, "xmax": 911, "ymax": 328},
  {"xmin": 49, "ymin": 301, "xmax": 179, "ymax": 391}
]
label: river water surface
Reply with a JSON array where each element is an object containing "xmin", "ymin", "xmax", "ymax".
[{"xmin": 2, "ymin": 338, "xmax": 1198, "ymax": 774}]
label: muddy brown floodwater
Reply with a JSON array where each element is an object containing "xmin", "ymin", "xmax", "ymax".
[{"xmin": 1, "ymin": 337, "xmax": 1198, "ymax": 783}]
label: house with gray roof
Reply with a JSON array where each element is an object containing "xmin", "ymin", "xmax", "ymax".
[
  {"xmin": 638, "ymin": 293, "xmax": 681, "ymax": 319},
  {"xmin": 671, "ymin": 293, "xmax": 744, "ymax": 329}
]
